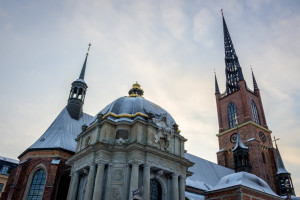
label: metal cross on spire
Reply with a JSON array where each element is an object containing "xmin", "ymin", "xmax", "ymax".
[{"xmin": 273, "ymin": 136, "xmax": 280, "ymax": 148}]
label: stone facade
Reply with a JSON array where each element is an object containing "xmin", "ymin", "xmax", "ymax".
[{"xmin": 66, "ymin": 115, "xmax": 193, "ymax": 200}]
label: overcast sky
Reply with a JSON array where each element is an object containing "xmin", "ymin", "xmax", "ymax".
[{"xmin": 0, "ymin": 0, "xmax": 300, "ymax": 195}]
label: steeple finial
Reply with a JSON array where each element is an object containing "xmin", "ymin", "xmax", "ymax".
[
  {"xmin": 215, "ymin": 69, "xmax": 220, "ymax": 94},
  {"xmin": 251, "ymin": 67, "xmax": 259, "ymax": 91},
  {"xmin": 128, "ymin": 82, "xmax": 144, "ymax": 97},
  {"xmin": 79, "ymin": 43, "xmax": 91, "ymax": 80},
  {"xmin": 222, "ymin": 11, "xmax": 245, "ymax": 94}
]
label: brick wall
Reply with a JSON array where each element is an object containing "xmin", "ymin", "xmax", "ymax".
[{"xmin": 1, "ymin": 150, "xmax": 73, "ymax": 200}]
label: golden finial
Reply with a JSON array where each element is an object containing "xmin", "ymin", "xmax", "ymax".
[
  {"xmin": 272, "ymin": 136, "xmax": 280, "ymax": 148},
  {"xmin": 86, "ymin": 43, "xmax": 91, "ymax": 56},
  {"xmin": 129, "ymin": 81, "xmax": 144, "ymax": 97}
]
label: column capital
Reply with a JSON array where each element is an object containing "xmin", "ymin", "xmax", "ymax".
[
  {"xmin": 179, "ymin": 174, "xmax": 186, "ymax": 179},
  {"xmin": 172, "ymin": 173, "xmax": 179, "ymax": 178},
  {"xmin": 143, "ymin": 163, "xmax": 152, "ymax": 168},
  {"xmin": 95, "ymin": 159, "xmax": 107, "ymax": 166},
  {"xmin": 129, "ymin": 159, "xmax": 143, "ymax": 166}
]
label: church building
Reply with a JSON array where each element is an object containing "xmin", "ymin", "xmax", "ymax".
[{"xmin": 1, "ymin": 13, "xmax": 298, "ymax": 200}]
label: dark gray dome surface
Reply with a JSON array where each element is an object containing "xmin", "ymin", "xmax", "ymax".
[{"xmin": 97, "ymin": 96, "xmax": 176, "ymax": 126}]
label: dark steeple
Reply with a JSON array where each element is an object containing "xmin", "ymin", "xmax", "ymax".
[
  {"xmin": 215, "ymin": 71, "xmax": 220, "ymax": 94},
  {"xmin": 222, "ymin": 11, "xmax": 245, "ymax": 94},
  {"xmin": 275, "ymin": 144, "xmax": 295, "ymax": 196},
  {"xmin": 251, "ymin": 68, "xmax": 259, "ymax": 91},
  {"xmin": 232, "ymin": 114, "xmax": 251, "ymax": 173},
  {"xmin": 67, "ymin": 44, "xmax": 91, "ymax": 120}
]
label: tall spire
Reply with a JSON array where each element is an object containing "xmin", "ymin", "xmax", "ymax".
[
  {"xmin": 67, "ymin": 44, "xmax": 91, "ymax": 120},
  {"xmin": 251, "ymin": 68, "xmax": 259, "ymax": 91},
  {"xmin": 215, "ymin": 70, "xmax": 220, "ymax": 94},
  {"xmin": 221, "ymin": 10, "xmax": 245, "ymax": 94},
  {"xmin": 79, "ymin": 43, "xmax": 91, "ymax": 80}
]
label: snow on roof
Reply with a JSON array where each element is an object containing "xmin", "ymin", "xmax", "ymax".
[
  {"xmin": 93, "ymin": 96, "xmax": 177, "ymax": 127},
  {"xmin": 0, "ymin": 156, "xmax": 19, "ymax": 164},
  {"xmin": 210, "ymin": 171, "xmax": 279, "ymax": 197},
  {"xmin": 28, "ymin": 107, "xmax": 93, "ymax": 153},
  {"xmin": 185, "ymin": 191, "xmax": 205, "ymax": 200},
  {"xmin": 185, "ymin": 153, "xmax": 234, "ymax": 191}
]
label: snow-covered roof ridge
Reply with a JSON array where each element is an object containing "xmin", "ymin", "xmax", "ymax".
[
  {"xmin": 210, "ymin": 172, "xmax": 279, "ymax": 197},
  {"xmin": 185, "ymin": 153, "xmax": 234, "ymax": 191},
  {"xmin": 0, "ymin": 156, "xmax": 19, "ymax": 164},
  {"xmin": 27, "ymin": 107, "xmax": 93, "ymax": 153}
]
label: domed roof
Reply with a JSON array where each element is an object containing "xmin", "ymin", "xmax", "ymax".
[
  {"xmin": 91, "ymin": 83, "xmax": 177, "ymax": 129},
  {"xmin": 210, "ymin": 172, "xmax": 279, "ymax": 197}
]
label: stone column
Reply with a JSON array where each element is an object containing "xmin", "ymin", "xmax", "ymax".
[
  {"xmin": 105, "ymin": 162, "xmax": 113, "ymax": 199},
  {"xmin": 179, "ymin": 176, "xmax": 186, "ymax": 200},
  {"xmin": 92, "ymin": 163, "xmax": 105, "ymax": 200},
  {"xmin": 172, "ymin": 173, "xmax": 179, "ymax": 200},
  {"xmin": 84, "ymin": 165, "xmax": 96, "ymax": 200},
  {"xmin": 143, "ymin": 164, "xmax": 151, "ymax": 200},
  {"xmin": 68, "ymin": 171, "xmax": 79, "ymax": 200},
  {"xmin": 130, "ymin": 161, "xmax": 140, "ymax": 196}
]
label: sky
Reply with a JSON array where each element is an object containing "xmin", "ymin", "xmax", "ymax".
[{"xmin": 0, "ymin": 0, "xmax": 300, "ymax": 195}]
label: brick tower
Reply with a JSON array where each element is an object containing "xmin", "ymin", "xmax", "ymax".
[{"xmin": 215, "ymin": 12, "xmax": 278, "ymax": 191}]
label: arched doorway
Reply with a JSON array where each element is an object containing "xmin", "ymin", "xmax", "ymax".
[
  {"xmin": 56, "ymin": 171, "xmax": 71, "ymax": 200},
  {"xmin": 150, "ymin": 179, "xmax": 162, "ymax": 200}
]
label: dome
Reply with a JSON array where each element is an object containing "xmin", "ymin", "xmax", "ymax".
[{"xmin": 91, "ymin": 83, "xmax": 177, "ymax": 130}]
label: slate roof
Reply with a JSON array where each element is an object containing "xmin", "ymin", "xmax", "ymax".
[
  {"xmin": 185, "ymin": 153, "xmax": 234, "ymax": 191},
  {"xmin": 210, "ymin": 172, "xmax": 279, "ymax": 197},
  {"xmin": 92, "ymin": 96, "xmax": 176, "ymax": 127},
  {"xmin": 27, "ymin": 107, "xmax": 93, "ymax": 153},
  {"xmin": 276, "ymin": 147, "xmax": 289, "ymax": 174}
]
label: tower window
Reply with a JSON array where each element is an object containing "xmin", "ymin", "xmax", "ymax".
[
  {"xmin": 228, "ymin": 102, "xmax": 238, "ymax": 128},
  {"xmin": 251, "ymin": 101, "xmax": 260, "ymax": 125},
  {"xmin": 0, "ymin": 183, "xmax": 3, "ymax": 192},
  {"xmin": 27, "ymin": 169, "xmax": 46, "ymax": 200}
]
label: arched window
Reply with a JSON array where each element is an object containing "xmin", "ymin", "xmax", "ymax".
[
  {"xmin": 251, "ymin": 101, "xmax": 260, "ymax": 125},
  {"xmin": 228, "ymin": 102, "xmax": 238, "ymax": 128},
  {"xmin": 150, "ymin": 179, "xmax": 162, "ymax": 200},
  {"xmin": 27, "ymin": 169, "xmax": 46, "ymax": 200}
]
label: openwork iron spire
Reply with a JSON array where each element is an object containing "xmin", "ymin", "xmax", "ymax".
[
  {"xmin": 222, "ymin": 11, "xmax": 245, "ymax": 94},
  {"xmin": 79, "ymin": 43, "xmax": 91, "ymax": 80}
]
